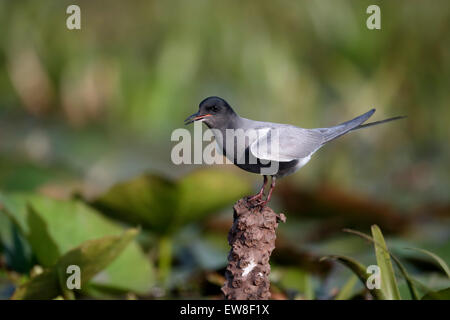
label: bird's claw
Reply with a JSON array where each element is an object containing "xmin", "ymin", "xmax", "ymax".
[
  {"xmin": 248, "ymin": 199, "xmax": 268, "ymax": 209},
  {"xmin": 248, "ymin": 193, "xmax": 263, "ymax": 202},
  {"xmin": 256, "ymin": 200, "xmax": 268, "ymax": 208}
]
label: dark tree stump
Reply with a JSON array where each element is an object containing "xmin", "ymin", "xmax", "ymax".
[{"xmin": 222, "ymin": 198, "xmax": 286, "ymax": 300}]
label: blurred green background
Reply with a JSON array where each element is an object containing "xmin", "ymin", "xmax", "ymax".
[{"xmin": 0, "ymin": 0, "xmax": 449, "ymax": 299}]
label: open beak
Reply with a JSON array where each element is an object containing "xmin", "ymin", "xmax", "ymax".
[{"xmin": 184, "ymin": 112, "xmax": 212, "ymax": 125}]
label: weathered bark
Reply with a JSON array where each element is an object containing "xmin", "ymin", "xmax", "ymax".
[{"xmin": 222, "ymin": 198, "xmax": 286, "ymax": 300}]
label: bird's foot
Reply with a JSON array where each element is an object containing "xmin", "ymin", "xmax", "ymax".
[
  {"xmin": 248, "ymin": 199, "xmax": 268, "ymax": 209},
  {"xmin": 254, "ymin": 200, "xmax": 268, "ymax": 208},
  {"xmin": 248, "ymin": 192, "xmax": 263, "ymax": 202},
  {"xmin": 247, "ymin": 192, "xmax": 267, "ymax": 209},
  {"xmin": 247, "ymin": 176, "xmax": 268, "ymax": 204}
]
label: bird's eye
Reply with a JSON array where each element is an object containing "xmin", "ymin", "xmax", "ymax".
[{"xmin": 209, "ymin": 106, "xmax": 219, "ymax": 113}]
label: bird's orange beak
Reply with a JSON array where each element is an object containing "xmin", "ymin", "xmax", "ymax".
[{"xmin": 184, "ymin": 112, "xmax": 212, "ymax": 125}]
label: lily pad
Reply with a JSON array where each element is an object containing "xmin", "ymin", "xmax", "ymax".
[
  {"xmin": 12, "ymin": 229, "xmax": 138, "ymax": 299},
  {"xmin": 0, "ymin": 193, "xmax": 154, "ymax": 294},
  {"xmin": 92, "ymin": 169, "xmax": 251, "ymax": 234}
]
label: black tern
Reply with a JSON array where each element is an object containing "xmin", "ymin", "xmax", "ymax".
[{"xmin": 185, "ymin": 96, "xmax": 404, "ymax": 207}]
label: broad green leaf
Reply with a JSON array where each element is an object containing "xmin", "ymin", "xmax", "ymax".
[
  {"xmin": 92, "ymin": 169, "xmax": 251, "ymax": 234},
  {"xmin": 177, "ymin": 169, "xmax": 251, "ymax": 226},
  {"xmin": 421, "ymin": 288, "xmax": 450, "ymax": 300},
  {"xmin": 335, "ymin": 275, "xmax": 358, "ymax": 300},
  {"xmin": 0, "ymin": 193, "xmax": 154, "ymax": 293},
  {"xmin": 321, "ymin": 255, "xmax": 385, "ymax": 300},
  {"xmin": 371, "ymin": 225, "xmax": 401, "ymax": 300},
  {"xmin": 57, "ymin": 229, "xmax": 139, "ymax": 294},
  {"xmin": 406, "ymin": 247, "xmax": 450, "ymax": 278},
  {"xmin": 92, "ymin": 174, "xmax": 179, "ymax": 234},
  {"xmin": 12, "ymin": 229, "xmax": 137, "ymax": 300}
]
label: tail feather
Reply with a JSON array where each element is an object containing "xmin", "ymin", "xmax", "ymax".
[
  {"xmin": 322, "ymin": 109, "xmax": 405, "ymax": 143},
  {"xmin": 350, "ymin": 116, "xmax": 406, "ymax": 131},
  {"xmin": 323, "ymin": 108, "xmax": 375, "ymax": 142}
]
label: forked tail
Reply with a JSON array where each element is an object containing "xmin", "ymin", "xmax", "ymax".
[
  {"xmin": 350, "ymin": 116, "xmax": 406, "ymax": 131},
  {"xmin": 322, "ymin": 109, "xmax": 405, "ymax": 143}
]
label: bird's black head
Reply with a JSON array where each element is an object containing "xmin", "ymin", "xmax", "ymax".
[{"xmin": 184, "ymin": 96, "xmax": 237, "ymax": 128}]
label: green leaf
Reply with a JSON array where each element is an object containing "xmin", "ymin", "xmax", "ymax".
[
  {"xmin": 406, "ymin": 247, "xmax": 450, "ymax": 278},
  {"xmin": 371, "ymin": 225, "xmax": 401, "ymax": 300},
  {"xmin": 335, "ymin": 275, "xmax": 358, "ymax": 300},
  {"xmin": 0, "ymin": 210, "xmax": 34, "ymax": 273},
  {"xmin": 389, "ymin": 258, "xmax": 419, "ymax": 300},
  {"xmin": 11, "ymin": 267, "xmax": 59, "ymax": 300},
  {"xmin": 421, "ymin": 288, "xmax": 450, "ymax": 300},
  {"xmin": 0, "ymin": 193, "xmax": 154, "ymax": 293},
  {"xmin": 92, "ymin": 174, "xmax": 179, "ymax": 234},
  {"xmin": 343, "ymin": 228, "xmax": 420, "ymax": 300},
  {"xmin": 321, "ymin": 255, "xmax": 385, "ymax": 300},
  {"xmin": 177, "ymin": 169, "xmax": 251, "ymax": 226},
  {"xmin": 12, "ymin": 229, "xmax": 138, "ymax": 300},
  {"xmin": 92, "ymin": 169, "xmax": 251, "ymax": 234}
]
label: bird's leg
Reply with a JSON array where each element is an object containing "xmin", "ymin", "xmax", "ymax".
[
  {"xmin": 266, "ymin": 176, "xmax": 276, "ymax": 203},
  {"xmin": 248, "ymin": 175, "xmax": 268, "ymax": 202},
  {"xmin": 255, "ymin": 176, "xmax": 276, "ymax": 208}
]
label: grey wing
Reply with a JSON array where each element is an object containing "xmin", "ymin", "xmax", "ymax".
[
  {"xmin": 317, "ymin": 108, "xmax": 376, "ymax": 142},
  {"xmin": 249, "ymin": 109, "xmax": 376, "ymax": 162},
  {"xmin": 249, "ymin": 126, "xmax": 325, "ymax": 162}
]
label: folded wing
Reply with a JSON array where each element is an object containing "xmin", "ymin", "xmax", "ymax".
[
  {"xmin": 249, "ymin": 126, "xmax": 324, "ymax": 162},
  {"xmin": 250, "ymin": 109, "xmax": 377, "ymax": 162}
]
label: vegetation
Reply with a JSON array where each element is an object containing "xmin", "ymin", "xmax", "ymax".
[
  {"xmin": 0, "ymin": 1, "xmax": 448, "ymax": 299},
  {"xmin": 323, "ymin": 225, "xmax": 450, "ymax": 300}
]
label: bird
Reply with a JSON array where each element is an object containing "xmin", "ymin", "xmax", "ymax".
[{"xmin": 185, "ymin": 96, "xmax": 404, "ymax": 207}]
